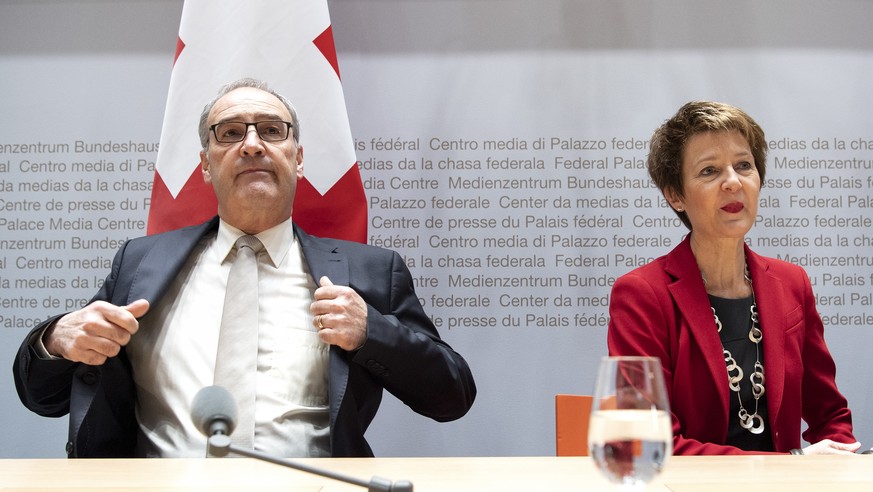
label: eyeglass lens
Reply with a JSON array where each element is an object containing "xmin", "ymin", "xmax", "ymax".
[{"xmin": 212, "ymin": 121, "xmax": 290, "ymax": 143}]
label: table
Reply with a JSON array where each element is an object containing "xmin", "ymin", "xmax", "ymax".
[{"xmin": 1, "ymin": 455, "xmax": 871, "ymax": 491}]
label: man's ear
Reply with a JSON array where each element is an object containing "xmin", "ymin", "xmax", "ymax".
[
  {"xmin": 200, "ymin": 151, "xmax": 211, "ymax": 183},
  {"xmin": 296, "ymin": 144, "xmax": 304, "ymax": 179}
]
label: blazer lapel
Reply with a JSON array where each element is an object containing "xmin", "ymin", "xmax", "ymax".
[
  {"xmin": 127, "ymin": 217, "xmax": 218, "ymax": 305},
  {"xmin": 665, "ymin": 238, "xmax": 732, "ymax": 416},
  {"xmin": 295, "ymin": 225, "xmax": 349, "ymax": 287},
  {"xmin": 294, "ymin": 225, "xmax": 351, "ymax": 431}
]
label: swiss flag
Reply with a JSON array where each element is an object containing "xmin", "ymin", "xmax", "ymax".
[{"xmin": 147, "ymin": 0, "xmax": 367, "ymax": 243}]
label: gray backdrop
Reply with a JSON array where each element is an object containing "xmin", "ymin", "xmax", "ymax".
[{"xmin": 1, "ymin": 0, "xmax": 872, "ymax": 458}]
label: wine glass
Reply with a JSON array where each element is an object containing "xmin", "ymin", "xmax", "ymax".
[{"xmin": 588, "ymin": 356, "xmax": 672, "ymax": 490}]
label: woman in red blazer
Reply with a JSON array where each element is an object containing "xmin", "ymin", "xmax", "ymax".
[{"xmin": 608, "ymin": 101, "xmax": 859, "ymax": 455}]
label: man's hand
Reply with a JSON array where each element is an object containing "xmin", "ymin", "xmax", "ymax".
[
  {"xmin": 311, "ymin": 276, "xmax": 367, "ymax": 351},
  {"xmin": 44, "ymin": 299, "xmax": 150, "ymax": 365}
]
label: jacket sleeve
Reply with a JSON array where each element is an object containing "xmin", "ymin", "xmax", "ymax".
[
  {"xmin": 12, "ymin": 240, "xmax": 126, "ymax": 418},
  {"xmin": 13, "ymin": 316, "xmax": 79, "ymax": 417},
  {"xmin": 350, "ymin": 251, "xmax": 476, "ymax": 422},
  {"xmin": 795, "ymin": 270, "xmax": 855, "ymax": 445}
]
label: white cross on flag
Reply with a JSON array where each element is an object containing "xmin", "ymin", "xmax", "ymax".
[{"xmin": 147, "ymin": 0, "xmax": 367, "ymax": 242}]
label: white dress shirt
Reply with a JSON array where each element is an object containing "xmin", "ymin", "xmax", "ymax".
[{"xmin": 126, "ymin": 218, "xmax": 330, "ymax": 458}]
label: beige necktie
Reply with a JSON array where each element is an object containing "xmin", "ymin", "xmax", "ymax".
[{"xmin": 214, "ymin": 234, "xmax": 263, "ymax": 448}]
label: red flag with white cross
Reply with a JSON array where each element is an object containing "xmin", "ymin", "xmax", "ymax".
[{"xmin": 147, "ymin": 0, "xmax": 367, "ymax": 242}]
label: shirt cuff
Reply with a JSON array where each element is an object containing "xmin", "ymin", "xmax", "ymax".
[{"xmin": 29, "ymin": 323, "xmax": 62, "ymax": 360}]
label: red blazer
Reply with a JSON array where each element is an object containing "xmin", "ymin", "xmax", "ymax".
[{"xmin": 607, "ymin": 236, "xmax": 854, "ymax": 455}]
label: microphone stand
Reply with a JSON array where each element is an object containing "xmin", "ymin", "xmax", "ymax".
[{"xmin": 207, "ymin": 434, "xmax": 414, "ymax": 492}]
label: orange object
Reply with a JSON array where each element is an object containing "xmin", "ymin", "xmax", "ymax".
[{"xmin": 555, "ymin": 394, "xmax": 593, "ymax": 456}]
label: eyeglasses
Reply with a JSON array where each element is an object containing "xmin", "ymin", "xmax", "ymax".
[{"xmin": 209, "ymin": 121, "xmax": 294, "ymax": 143}]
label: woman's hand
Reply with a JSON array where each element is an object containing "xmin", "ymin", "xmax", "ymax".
[{"xmin": 801, "ymin": 439, "xmax": 862, "ymax": 455}]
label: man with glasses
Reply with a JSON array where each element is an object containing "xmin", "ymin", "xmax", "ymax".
[{"xmin": 13, "ymin": 78, "xmax": 476, "ymax": 459}]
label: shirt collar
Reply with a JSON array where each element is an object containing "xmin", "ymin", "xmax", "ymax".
[{"xmin": 216, "ymin": 218, "xmax": 296, "ymax": 268}]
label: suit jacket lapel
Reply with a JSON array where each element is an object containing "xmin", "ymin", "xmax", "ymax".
[
  {"xmin": 296, "ymin": 226, "xmax": 350, "ymax": 287},
  {"xmin": 665, "ymin": 237, "xmax": 731, "ymax": 417},
  {"xmin": 294, "ymin": 225, "xmax": 351, "ymax": 432},
  {"xmin": 126, "ymin": 218, "xmax": 218, "ymax": 305},
  {"xmin": 745, "ymin": 246, "xmax": 786, "ymax": 424}
]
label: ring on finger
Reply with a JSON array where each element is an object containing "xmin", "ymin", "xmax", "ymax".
[{"xmin": 316, "ymin": 314, "xmax": 324, "ymax": 329}]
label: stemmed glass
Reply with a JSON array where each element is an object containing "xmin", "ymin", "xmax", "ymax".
[{"xmin": 588, "ymin": 356, "xmax": 672, "ymax": 490}]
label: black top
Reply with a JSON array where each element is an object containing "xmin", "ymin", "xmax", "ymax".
[{"xmin": 709, "ymin": 294, "xmax": 775, "ymax": 452}]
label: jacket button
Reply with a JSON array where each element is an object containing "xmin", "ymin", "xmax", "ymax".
[
  {"xmin": 65, "ymin": 441, "xmax": 74, "ymax": 456},
  {"xmin": 366, "ymin": 360, "xmax": 389, "ymax": 377},
  {"xmin": 80, "ymin": 371, "xmax": 98, "ymax": 385}
]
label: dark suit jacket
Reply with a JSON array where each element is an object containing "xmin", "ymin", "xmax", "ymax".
[
  {"xmin": 13, "ymin": 217, "xmax": 476, "ymax": 457},
  {"xmin": 607, "ymin": 235, "xmax": 854, "ymax": 455}
]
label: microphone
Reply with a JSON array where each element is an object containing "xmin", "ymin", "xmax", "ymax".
[
  {"xmin": 191, "ymin": 386, "xmax": 413, "ymax": 491},
  {"xmin": 191, "ymin": 385, "xmax": 237, "ymax": 443}
]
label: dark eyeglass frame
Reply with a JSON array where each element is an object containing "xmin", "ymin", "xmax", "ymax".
[{"xmin": 209, "ymin": 120, "xmax": 294, "ymax": 143}]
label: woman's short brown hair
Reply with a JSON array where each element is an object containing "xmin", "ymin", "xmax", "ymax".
[{"xmin": 647, "ymin": 101, "xmax": 767, "ymax": 230}]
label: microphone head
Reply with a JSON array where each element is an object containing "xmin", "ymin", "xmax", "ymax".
[{"xmin": 191, "ymin": 385, "xmax": 238, "ymax": 436}]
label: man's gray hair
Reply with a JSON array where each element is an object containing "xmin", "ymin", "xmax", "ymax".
[{"xmin": 198, "ymin": 77, "xmax": 300, "ymax": 149}]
